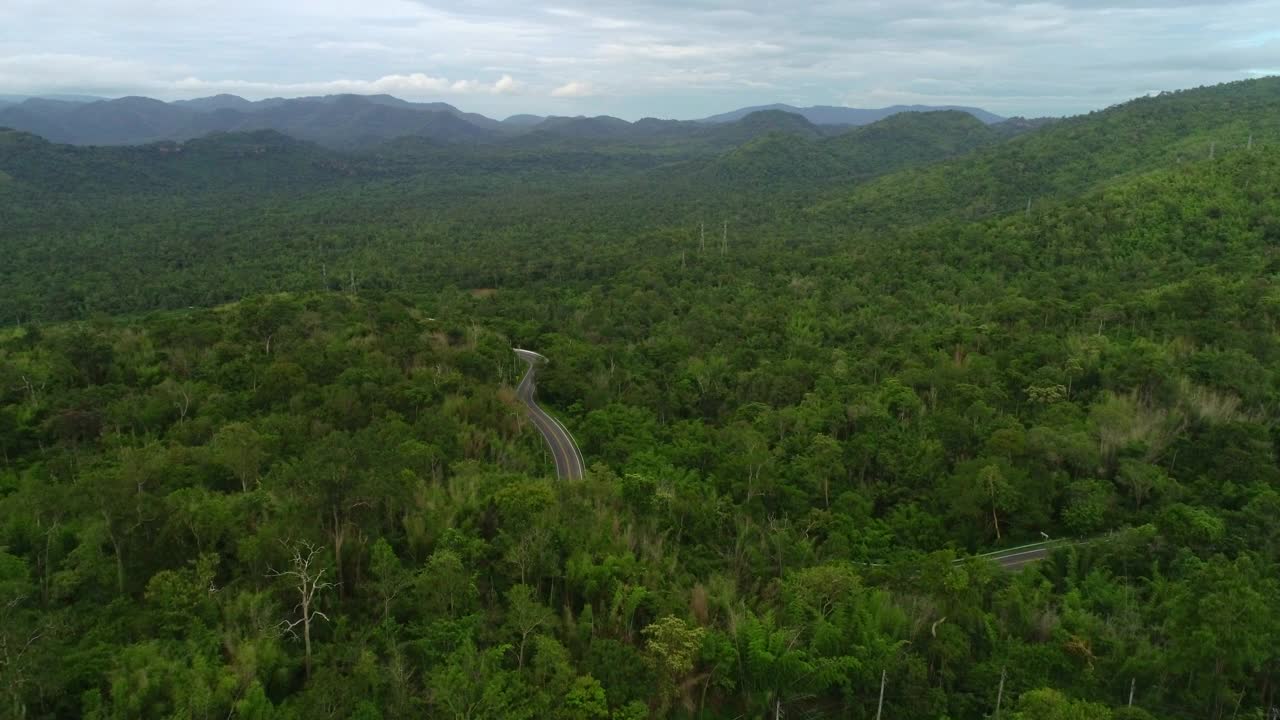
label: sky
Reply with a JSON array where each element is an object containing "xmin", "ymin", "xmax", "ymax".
[{"xmin": 1, "ymin": 0, "xmax": 1278, "ymax": 120}]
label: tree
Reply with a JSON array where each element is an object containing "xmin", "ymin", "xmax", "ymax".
[
  {"xmin": 0, "ymin": 550, "xmax": 41, "ymax": 719},
  {"xmin": 1062, "ymin": 479, "xmax": 1114, "ymax": 535},
  {"xmin": 948, "ymin": 459, "xmax": 1019, "ymax": 543},
  {"xmin": 1010, "ymin": 688, "xmax": 1112, "ymax": 720},
  {"xmin": 801, "ymin": 433, "xmax": 844, "ymax": 508},
  {"xmin": 979, "ymin": 463, "xmax": 1011, "ymax": 540},
  {"xmin": 269, "ymin": 541, "xmax": 334, "ymax": 681},
  {"xmin": 727, "ymin": 609, "xmax": 855, "ymax": 718},
  {"xmin": 368, "ymin": 538, "xmax": 413, "ymax": 624},
  {"xmin": 643, "ymin": 615, "xmax": 707, "ymax": 713},
  {"xmin": 562, "ymin": 676, "xmax": 609, "ymax": 720},
  {"xmin": 78, "ymin": 443, "xmax": 165, "ymax": 595},
  {"xmin": 506, "ymin": 583, "xmax": 554, "ymax": 670},
  {"xmin": 1164, "ymin": 555, "xmax": 1277, "ymax": 719},
  {"xmin": 144, "ymin": 552, "xmax": 219, "ymax": 638},
  {"xmin": 430, "ymin": 641, "xmax": 530, "ymax": 720},
  {"xmin": 1115, "ymin": 460, "xmax": 1167, "ymax": 512},
  {"xmin": 420, "ymin": 548, "xmax": 478, "ymax": 618},
  {"xmin": 211, "ymin": 422, "xmax": 267, "ymax": 492}
]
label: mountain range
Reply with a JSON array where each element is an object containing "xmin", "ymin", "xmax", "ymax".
[
  {"xmin": 696, "ymin": 103, "xmax": 1005, "ymax": 126},
  {"xmin": 0, "ymin": 93, "xmax": 1007, "ymax": 148}
]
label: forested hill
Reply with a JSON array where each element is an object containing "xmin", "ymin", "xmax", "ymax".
[
  {"xmin": 813, "ymin": 77, "xmax": 1280, "ymax": 226},
  {"xmin": 0, "ymin": 128, "xmax": 361, "ymax": 196},
  {"xmin": 687, "ymin": 110, "xmax": 1004, "ymax": 190},
  {"xmin": 1, "ymin": 78, "xmax": 1279, "ymax": 719}
]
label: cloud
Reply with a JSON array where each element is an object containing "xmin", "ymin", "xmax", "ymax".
[
  {"xmin": 494, "ymin": 74, "xmax": 516, "ymax": 92},
  {"xmin": 168, "ymin": 72, "xmax": 523, "ymax": 98},
  {"xmin": 3, "ymin": 0, "xmax": 1279, "ymax": 118},
  {"xmin": 551, "ymin": 80, "xmax": 593, "ymax": 97},
  {"xmin": 448, "ymin": 74, "xmax": 521, "ymax": 94}
]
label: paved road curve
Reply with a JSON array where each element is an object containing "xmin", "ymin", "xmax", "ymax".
[{"xmin": 514, "ymin": 349, "xmax": 585, "ymax": 481}]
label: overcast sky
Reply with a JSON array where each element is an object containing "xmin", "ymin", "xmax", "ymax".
[{"xmin": 1, "ymin": 0, "xmax": 1277, "ymax": 119}]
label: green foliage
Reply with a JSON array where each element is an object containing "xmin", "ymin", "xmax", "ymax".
[
  {"xmin": 1011, "ymin": 688, "xmax": 1113, "ymax": 720},
  {"xmin": 1, "ymin": 78, "xmax": 1279, "ymax": 719}
]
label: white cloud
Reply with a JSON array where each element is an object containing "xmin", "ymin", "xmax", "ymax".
[
  {"xmin": 172, "ymin": 72, "xmax": 451, "ymax": 96},
  {"xmin": 167, "ymin": 72, "xmax": 522, "ymax": 98},
  {"xmin": 449, "ymin": 73, "xmax": 520, "ymax": 94},
  {"xmin": 494, "ymin": 74, "xmax": 518, "ymax": 93},
  {"xmin": 551, "ymin": 80, "xmax": 593, "ymax": 97}
]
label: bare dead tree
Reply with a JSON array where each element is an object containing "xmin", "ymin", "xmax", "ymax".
[
  {"xmin": 269, "ymin": 541, "xmax": 335, "ymax": 681},
  {"xmin": 1, "ymin": 594, "xmax": 44, "ymax": 718}
]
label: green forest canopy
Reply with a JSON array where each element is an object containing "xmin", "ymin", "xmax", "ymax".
[{"xmin": 1, "ymin": 77, "xmax": 1278, "ymax": 719}]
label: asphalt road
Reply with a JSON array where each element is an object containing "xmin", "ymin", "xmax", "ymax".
[
  {"xmin": 994, "ymin": 548, "xmax": 1051, "ymax": 570},
  {"xmin": 978, "ymin": 543, "xmax": 1056, "ymax": 571},
  {"xmin": 514, "ymin": 349, "xmax": 585, "ymax": 481}
]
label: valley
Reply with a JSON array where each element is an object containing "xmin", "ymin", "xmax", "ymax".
[{"xmin": 0, "ymin": 77, "xmax": 1277, "ymax": 719}]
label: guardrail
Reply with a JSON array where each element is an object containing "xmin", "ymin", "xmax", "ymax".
[{"xmin": 971, "ymin": 539, "xmax": 1066, "ymax": 559}]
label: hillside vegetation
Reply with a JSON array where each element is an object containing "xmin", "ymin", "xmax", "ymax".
[
  {"xmin": 813, "ymin": 77, "xmax": 1280, "ymax": 226},
  {"xmin": 1, "ymin": 78, "xmax": 1278, "ymax": 720}
]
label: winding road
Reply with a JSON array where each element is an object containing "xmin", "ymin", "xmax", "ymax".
[{"xmin": 515, "ymin": 349, "xmax": 585, "ymax": 481}]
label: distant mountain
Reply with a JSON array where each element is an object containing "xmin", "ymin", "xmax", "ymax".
[
  {"xmin": 699, "ymin": 103, "xmax": 1005, "ymax": 126},
  {"xmin": 73, "ymin": 96, "xmax": 196, "ymax": 145},
  {"xmin": 2, "ymin": 97, "xmax": 174, "ymax": 144},
  {"xmin": 502, "ymin": 114, "xmax": 545, "ymax": 127},
  {"xmin": 825, "ymin": 109, "xmax": 1002, "ymax": 159},
  {"xmin": 687, "ymin": 109, "xmax": 1002, "ymax": 191},
  {"xmin": 0, "ymin": 94, "xmax": 503, "ymax": 148},
  {"xmin": 172, "ymin": 94, "xmax": 260, "ymax": 112},
  {"xmin": 531, "ymin": 115, "xmax": 634, "ymax": 139},
  {"xmin": 0, "ymin": 127, "xmax": 361, "ymax": 195},
  {"xmin": 504, "ymin": 109, "xmax": 823, "ymax": 151},
  {"xmin": 208, "ymin": 95, "xmax": 501, "ymax": 147},
  {"xmin": 0, "ymin": 94, "xmax": 107, "ymax": 104},
  {"xmin": 0, "ymin": 92, "xmax": 1008, "ymax": 149},
  {"xmin": 991, "ymin": 116, "xmax": 1060, "ymax": 136},
  {"xmin": 0, "ymin": 96, "xmax": 193, "ymax": 145},
  {"xmin": 704, "ymin": 109, "xmax": 825, "ymax": 145}
]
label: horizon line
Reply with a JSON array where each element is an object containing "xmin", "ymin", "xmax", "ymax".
[{"xmin": 0, "ymin": 92, "xmax": 1052, "ymax": 124}]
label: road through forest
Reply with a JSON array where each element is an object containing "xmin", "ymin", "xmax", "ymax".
[
  {"xmin": 512, "ymin": 349, "xmax": 1056, "ymax": 569},
  {"xmin": 514, "ymin": 349, "xmax": 585, "ymax": 481}
]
